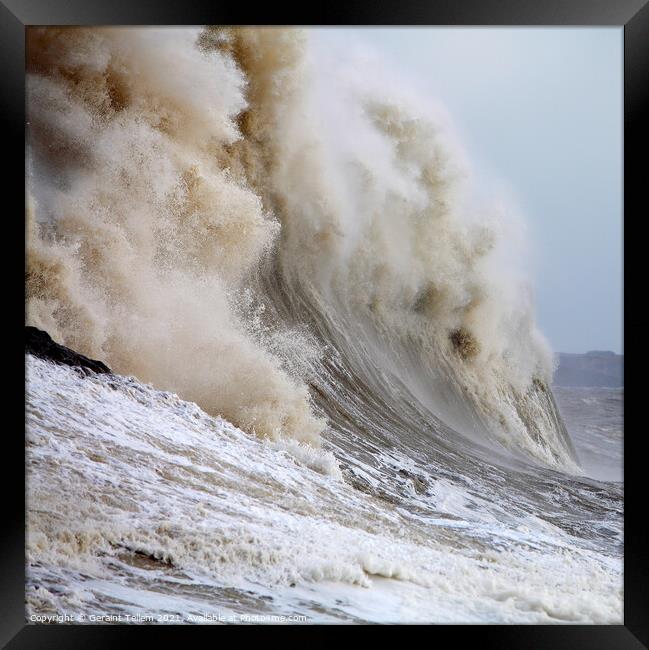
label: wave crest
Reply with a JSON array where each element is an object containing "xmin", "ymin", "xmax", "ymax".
[{"xmin": 26, "ymin": 27, "xmax": 577, "ymax": 468}]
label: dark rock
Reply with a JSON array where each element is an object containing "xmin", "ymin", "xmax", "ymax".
[{"xmin": 26, "ymin": 326, "xmax": 112, "ymax": 375}]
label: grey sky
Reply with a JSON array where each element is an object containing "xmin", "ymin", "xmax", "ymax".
[{"xmin": 317, "ymin": 28, "xmax": 622, "ymax": 354}]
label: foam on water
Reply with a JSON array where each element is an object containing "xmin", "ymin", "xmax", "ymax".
[
  {"xmin": 24, "ymin": 27, "xmax": 622, "ymax": 624},
  {"xmin": 26, "ymin": 356, "xmax": 622, "ymax": 623}
]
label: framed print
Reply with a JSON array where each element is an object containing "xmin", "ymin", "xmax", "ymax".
[{"xmin": 3, "ymin": 0, "xmax": 645, "ymax": 645}]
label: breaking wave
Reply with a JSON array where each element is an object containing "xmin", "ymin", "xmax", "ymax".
[{"xmin": 26, "ymin": 26, "xmax": 576, "ymax": 469}]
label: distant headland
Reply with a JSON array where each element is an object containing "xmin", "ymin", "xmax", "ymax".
[{"xmin": 553, "ymin": 351, "xmax": 623, "ymax": 388}]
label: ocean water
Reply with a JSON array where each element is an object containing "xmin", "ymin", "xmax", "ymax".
[
  {"xmin": 553, "ymin": 387, "xmax": 623, "ymax": 483},
  {"xmin": 25, "ymin": 27, "xmax": 622, "ymax": 624},
  {"xmin": 26, "ymin": 355, "xmax": 622, "ymax": 623}
]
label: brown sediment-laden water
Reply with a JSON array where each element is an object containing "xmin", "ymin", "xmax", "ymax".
[{"xmin": 25, "ymin": 27, "xmax": 622, "ymax": 623}]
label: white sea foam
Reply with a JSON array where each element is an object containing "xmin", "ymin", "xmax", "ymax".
[
  {"xmin": 25, "ymin": 27, "xmax": 621, "ymax": 624},
  {"xmin": 26, "ymin": 356, "xmax": 622, "ymax": 623}
]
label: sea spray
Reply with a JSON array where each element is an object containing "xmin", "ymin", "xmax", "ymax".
[
  {"xmin": 27, "ymin": 26, "xmax": 575, "ymax": 467},
  {"xmin": 26, "ymin": 27, "xmax": 324, "ymax": 443},
  {"xmin": 24, "ymin": 28, "xmax": 622, "ymax": 625}
]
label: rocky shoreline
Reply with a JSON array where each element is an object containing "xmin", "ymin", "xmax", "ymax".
[{"xmin": 26, "ymin": 326, "xmax": 112, "ymax": 376}]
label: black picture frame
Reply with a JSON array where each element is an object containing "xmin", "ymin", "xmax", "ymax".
[{"xmin": 4, "ymin": 0, "xmax": 645, "ymax": 646}]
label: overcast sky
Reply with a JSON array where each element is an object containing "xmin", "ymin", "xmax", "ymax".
[{"xmin": 317, "ymin": 28, "xmax": 622, "ymax": 354}]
